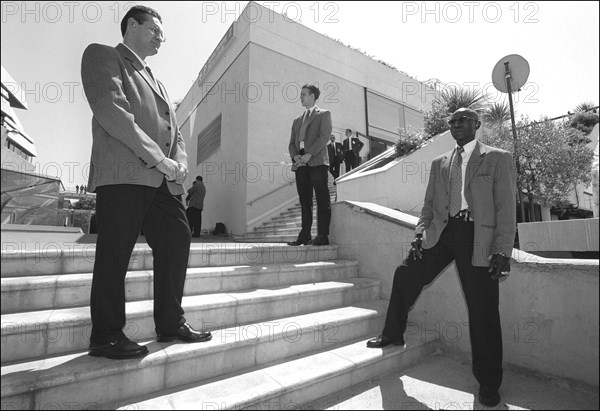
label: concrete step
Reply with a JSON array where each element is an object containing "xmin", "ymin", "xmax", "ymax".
[
  {"xmin": 1, "ymin": 301, "xmax": 390, "ymax": 409},
  {"xmin": 1, "ymin": 260, "xmax": 359, "ymax": 314},
  {"xmin": 1, "ymin": 278, "xmax": 380, "ymax": 364},
  {"xmin": 116, "ymin": 334, "xmax": 437, "ymax": 410},
  {"xmin": 1, "ymin": 243, "xmax": 338, "ymax": 277},
  {"xmin": 270, "ymin": 215, "xmax": 302, "ymax": 223},
  {"xmin": 253, "ymin": 227, "xmax": 316, "ymax": 236},
  {"xmin": 237, "ymin": 235, "xmax": 298, "ymax": 243},
  {"xmin": 261, "ymin": 220, "xmax": 303, "ymax": 228}
]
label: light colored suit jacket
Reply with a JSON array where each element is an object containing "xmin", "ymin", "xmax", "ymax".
[
  {"xmin": 81, "ymin": 43, "xmax": 187, "ymax": 195},
  {"xmin": 289, "ymin": 106, "xmax": 332, "ymax": 167},
  {"xmin": 416, "ymin": 140, "xmax": 516, "ymax": 267}
]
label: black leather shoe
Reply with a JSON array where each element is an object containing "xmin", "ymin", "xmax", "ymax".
[
  {"xmin": 287, "ymin": 236, "xmax": 311, "ymax": 246},
  {"xmin": 157, "ymin": 323, "xmax": 212, "ymax": 343},
  {"xmin": 366, "ymin": 335, "xmax": 405, "ymax": 348},
  {"xmin": 478, "ymin": 386, "xmax": 501, "ymax": 407},
  {"xmin": 310, "ymin": 235, "xmax": 329, "ymax": 246},
  {"xmin": 88, "ymin": 338, "xmax": 149, "ymax": 360}
]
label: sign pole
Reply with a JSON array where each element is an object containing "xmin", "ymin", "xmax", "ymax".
[{"xmin": 504, "ymin": 61, "xmax": 527, "ymax": 222}]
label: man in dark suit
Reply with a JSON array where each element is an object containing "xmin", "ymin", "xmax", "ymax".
[
  {"xmin": 327, "ymin": 134, "xmax": 343, "ymax": 181},
  {"xmin": 342, "ymin": 129, "xmax": 364, "ymax": 172},
  {"xmin": 366, "ymin": 108, "xmax": 516, "ymax": 407},
  {"xmin": 81, "ymin": 5, "xmax": 211, "ymax": 360},
  {"xmin": 287, "ymin": 84, "xmax": 333, "ymax": 246}
]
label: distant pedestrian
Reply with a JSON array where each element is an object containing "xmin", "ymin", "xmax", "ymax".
[
  {"xmin": 327, "ymin": 134, "xmax": 343, "ymax": 182},
  {"xmin": 342, "ymin": 129, "xmax": 364, "ymax": 172},
  {"xmin": 186, "ymin": 176, "xmax": 206, "ymax": 237},
  {"xmin": 76, "ymin": 185, "xmax": 80, "ymax": 194}
]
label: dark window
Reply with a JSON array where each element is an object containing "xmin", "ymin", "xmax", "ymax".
[{"xmin": 197, "ymin": 114, "xmax": 221, "ymax": 165}]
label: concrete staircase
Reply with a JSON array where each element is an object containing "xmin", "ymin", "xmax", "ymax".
[
  {"xmin": 1, "ymin": 241, "xmax": 436, "ymax": 410},
  {"xmin": 240, "ymin": 182, "xmax": 338, "ymax": 243}
]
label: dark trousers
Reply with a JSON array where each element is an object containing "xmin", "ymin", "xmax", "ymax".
[
  {"xmin": 295, "ymin": 165, "xmax": 331, "ymax": 238},
  {"xmin": 90, "ymin": 179, "xmax": 191, "ymax": 344},
  {"xmin": 383, "ymin": 218, "xmax": 503, "ymax": 390},
  {"xmin": 329, "ymin": 161, "xmax": 340, "ymax": 180},
  {"xmin": 344, "ymin": 155, "xmax": 359, "ymax": 172},
  {"xmin": 186, "ymin": 207, "xmax": 203, "ymax": 236}
]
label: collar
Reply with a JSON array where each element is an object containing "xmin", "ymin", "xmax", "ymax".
[
  {"xmin": 457, "ymin": 138, "xmax": 477, "ymax": 156},
  {"xmin": 121, "ymin": 42, "xmax": 148, "ymax": 69},
  {"xmin": 305, "ymin": 105, "xmax": 317, "ymax": 115}
]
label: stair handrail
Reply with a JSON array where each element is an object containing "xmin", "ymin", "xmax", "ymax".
[
  {"xmin": 335, "ymin": 139, "xmax": 397, "ymax": 184},
  {"xmin": 247, "ymin": 180, "xmax": 295, "ymax": 206}
]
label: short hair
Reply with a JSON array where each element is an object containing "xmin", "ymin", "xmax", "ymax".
[
  {"xmin": 345, "ymin": 129, "xmax": 352, "ymax": 134},
  {"xmin": 301, "ymin": 84, "xmax": 320, "ymax": 101},
  {"xmin": 196, "ymin": 176, "xmax": 203, "ymax": 182},
  {"xmin": 121, "ymin": 5, "xmax": 162, "ymax": 37}
]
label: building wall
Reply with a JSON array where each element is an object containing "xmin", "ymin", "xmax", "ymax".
[
  {"xmin": 180, "ymin": 46, "xmax": 251, "ymax": 235},
  {"xmin": 177, "ymin": 1, "xmax": 438, "ymax": 234}
]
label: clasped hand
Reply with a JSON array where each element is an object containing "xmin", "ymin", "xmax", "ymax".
[
  {"xmin": 293, "ymin": 153, "xmax": 312, "ymax": 166},
  {"xmin": 156, "ymin": 158, "xmax": 187, "ymax": 184},
  {"xmin": 409, "ymin": 234, "xmax": 423, "ymax": 260},
  {"xmin": 488, "ymin": 253, "xmax": 510, "ymax": 280}
]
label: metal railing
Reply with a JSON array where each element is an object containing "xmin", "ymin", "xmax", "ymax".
[{"xmin": 246, "ymin": 180, "xmax": 295, "ymax": 206}]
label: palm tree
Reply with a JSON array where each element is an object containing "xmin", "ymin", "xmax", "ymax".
[
  {"xmin": 574, "ymin": 101, "xmax": 597, "ymax": 112},
  {"xmin": 439, "ymin": 87, "xmax": 489, "ymax": 115},
  {"xmin": 483, "ymin": 100, "xmax": 513, "ymax": 126},
  {"xmin": 424, "ymin": 86, "xmax": 490, "ymax": 138}
]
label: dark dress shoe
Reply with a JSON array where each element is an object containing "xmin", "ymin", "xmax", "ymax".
[
  {"xmin": 88, "ymin": 338, "xmax": 149, "ymax": 360},
  {"xmin": 157, "ymin": 323, "xmax": 212, "ymax": 343},
  {"xmin": 310, "ymin": 235, "xmax": 329, "ymax": 246},
  {"xmin": 479, "ymin": 386, "xmax": 501, "ymax": 407},
  {"xmin": 287, "ymin": 236, "xmax": 311, "ymax": 246},
  {"xmin": 366, "ymin": 335, "xmax": 405, "ymax": 348}
]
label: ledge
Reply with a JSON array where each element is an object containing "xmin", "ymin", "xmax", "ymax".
[
  {"xmin": 1, "ymin": 224, "xmax": 83, "ymax": 234},
  {"xmin": 339, "ymin": 201, "xmax": 419, "ymax": 230}
]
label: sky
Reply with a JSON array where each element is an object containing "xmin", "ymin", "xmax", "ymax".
[{"xmin": 1, "ymin": 1, "xmax": 599, "ymax": 188}]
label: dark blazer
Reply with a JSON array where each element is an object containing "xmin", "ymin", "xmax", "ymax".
[
  {"xmin": 416, "ymin": 140, "xmax": 516, "ymax": 267},
  {"xmin": 328, "ymin": 142, "xmax": 343, "ymax": 164},
  {"xmin": 289, "ymin": 106, "xmax": 333, "ymax": 167},
  {"xmin": 81, "ymin": 43, "xmax": 187, "ymax": 195},
  {"xmin": 343, "ymin": 137, "xmax": 364, "ymax": 161}
]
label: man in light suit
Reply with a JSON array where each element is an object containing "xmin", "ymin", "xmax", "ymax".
[
  {"xmin": 288, "ymin": 84, "xmax": 333, "ymax": 246},
  {"xmin": 81, "ymin": 5, "xmax": 211, "ymax": 360},
  {"xmin": 366, "ymin": 108, "xmax": 516, "ymax": 407}
]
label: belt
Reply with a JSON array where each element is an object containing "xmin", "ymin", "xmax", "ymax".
[{"xmin": 450, "ymin": 209, "xmax": 473, "ymax": 222}]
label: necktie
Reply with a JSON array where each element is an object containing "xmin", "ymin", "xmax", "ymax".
[
  {"xmin": 449, "ymin": 146, "xmax": 465, "ymax": 216},
  {"xmin": 299, "ymin": 110, "xmax": 310, "ymax": 142},
  {"xmin": 145, "ymin": 66, "xmax": 158, "ymax": 87}
]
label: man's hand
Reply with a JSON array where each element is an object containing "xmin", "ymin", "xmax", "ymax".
[
  {"xmin": 293, "ymin": 154, "xmax": 305, "ymax": 167},
  {"xmin": 300, "ymin": 153, "xmax": 312, "ymax": 164},
  {"xmin": 156, "ymin": 158, "xmax": 179, "ymax": 181},
  {"xmin": 409, "ymin": 234, "xmax": 424, "ymax": 261},
  {"xmin": 175, "ymin": 163, "xmax": 188, "ymax": 184},
  {"xmin": 488, "ymin": 253, "xmax": 511, "ymax": 280}
]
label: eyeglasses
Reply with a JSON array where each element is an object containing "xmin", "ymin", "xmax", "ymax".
[
  {"xmin": 448, "ymin": 116, "xmax": 478, "ymax": 126},
  {"xmin": 142, "ymin": 23, "xmax": 166, "ymax": 42}
]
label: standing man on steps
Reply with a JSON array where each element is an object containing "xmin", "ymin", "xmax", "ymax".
[
  {"xmin": 287, "ymin": 84, "xmax": 333, "ymax": 246},
  {"xmin": 366, "ymin": 108, "xmax": 516, "ymax": 407},
  {"xmin": 81, "ymin": 5, "xmax": 211, "ymax": 360}
]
